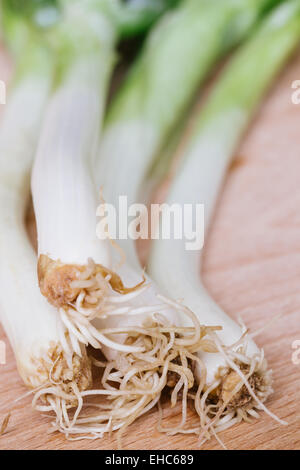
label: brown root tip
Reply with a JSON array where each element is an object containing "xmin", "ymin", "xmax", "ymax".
[
  {"xmin": 51, "ymin": 352, "xmax": 92, "ymax": 406},
  {"xmin": 71, "ymin": 353, "xmax": 93, "ymax": 393},
  {"xmin": 20, "ymin": 345, "xmax": 93, "ymax": 398},
  {"xmin": 221, "ymin": 371, "xmax": 244, "ymax": 404},
  {"xmin": 221, "ymin": 370, "xmax": 260, "ymax": 409},
  {"xmin": 38, "ymin": 255, "xmax": 83, "ymax": 308},
  {"xmin": 38, "ymin": 255, "xmax": 146, "ymax": 309}
]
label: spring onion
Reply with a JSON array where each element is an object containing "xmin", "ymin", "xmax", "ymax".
[
  {"xmin": 0, "ymin": 8, "xmax": 92, "ymax": 409},
  {"xmin": 31, "ymin": 0, "xmax": 123, "ymax": 342},
  {"xmin": 97, "ymin": 0, "xmax": 280, "ymax": 265},
  {"xmin": 148, "ymin": 0, "xmax": 300, "ymax": 441}
]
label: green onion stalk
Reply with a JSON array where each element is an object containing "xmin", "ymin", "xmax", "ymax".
[
  {"xmin": 0, "ymin": 3, "xmax": 93, "ymax": 419},
  {"xmin": 109, "ymin": 0, "xmax": 182, "ymax": 38},
  {"xmin": 92, "ymin": 0, "xmax": 285, "ymax": 443},
  {"xmin": 149, "ymin": 0, "xmax": 300, "ymax": 442},
  {"xmin": 97, "ymin": 0, "xmax": 281, "ymax": 267}
]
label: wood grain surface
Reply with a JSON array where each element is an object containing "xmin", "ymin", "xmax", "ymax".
[{"xmin": 0, "ymin": 47, "xmax": 300, "ymax": 451}]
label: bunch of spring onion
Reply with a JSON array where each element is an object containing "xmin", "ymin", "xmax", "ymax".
[
  {"xmin": 1, "ymin": 0, "xmax": 295, "ymax": 446},
  {"xmin": 0, "ymin": 0, "xmax": 183, "ymax": 440},
  {"xmin": 28, "ymin": 0, "xmax": 222, "ymax": 441},
  {"xmin": 93, "ymin": 0, "xmax": 291, "ymax": 442},
  {"xmin": 30, "ymin": 0, "xmax": 284, "ymax": 440}
]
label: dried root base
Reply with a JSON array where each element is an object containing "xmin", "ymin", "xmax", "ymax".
[
  {"xmin": 32, "ymin": 313, "xmax": 220, "ymax": 445},
  {"xmin": 38, "ymin": 256, "xmax": 154, "ymax": 353},
  {"xmin": 32, "ymin": 302, "xmax": 282, "ymax": 449},
  {"xmin": 170, "ymin": 353, "xmax": 275, "ymax": 447},
  {"xmin": 18, "ymin": 343, "xmax": 92, "ymax": 393},
  {"xmin": 38, "ymin": 255, "xmax": 145, "ymax": 311},
  {"xmin": 29, "ymin": 347, "xmax": 92, "ymax": 413},
  {"xmin": 162, "ymin": 331, "xmax": 287, "ymax": 452}
]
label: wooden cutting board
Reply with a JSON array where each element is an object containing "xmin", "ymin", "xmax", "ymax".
[{"xmin": 0, "ymin": 47, "xmax": 300, "ymax": 451}]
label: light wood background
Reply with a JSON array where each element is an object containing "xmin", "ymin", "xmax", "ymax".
[{"xmin": 0, "ymin": 46, "xmax": 300, "ymax": 450}]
